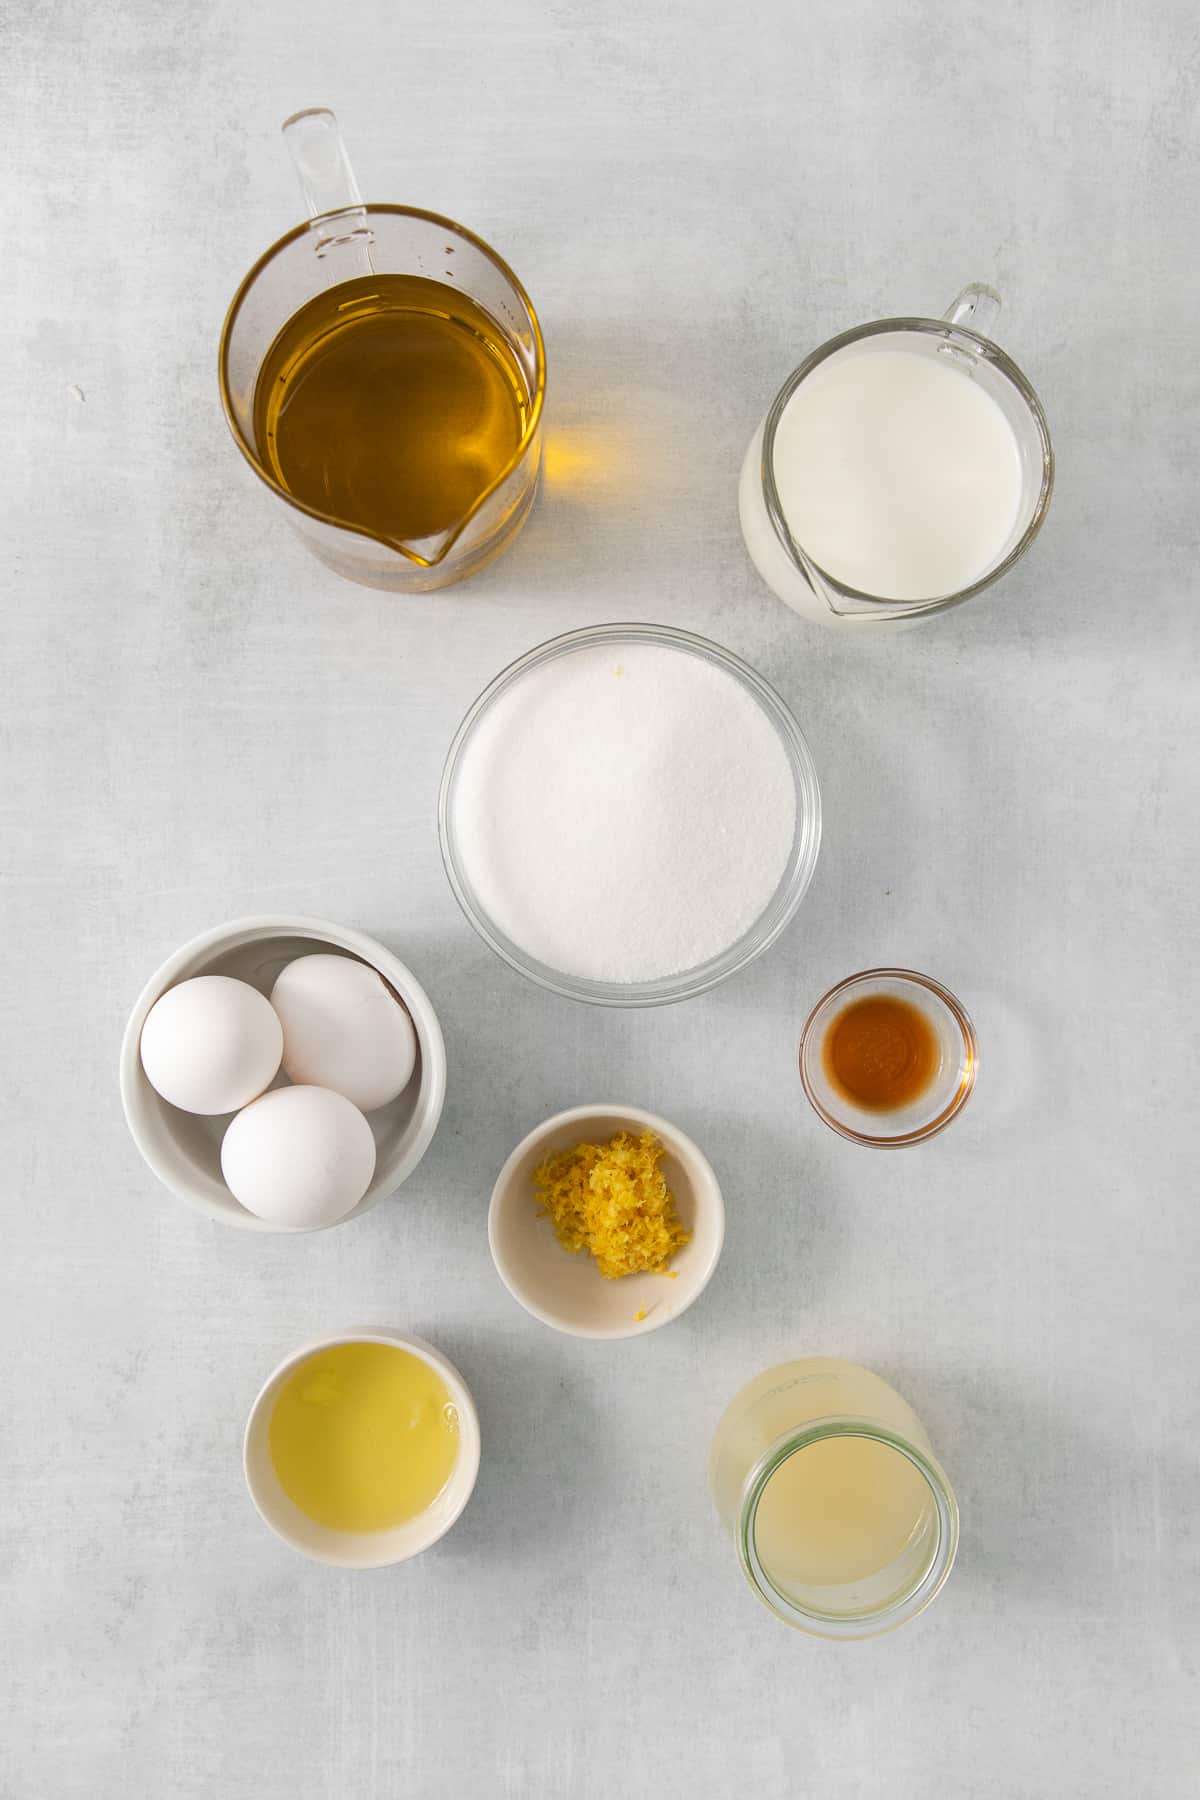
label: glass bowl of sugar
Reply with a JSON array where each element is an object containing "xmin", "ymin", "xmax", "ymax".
[{"xmin": 439, "ymin": 623, "xmax": 822, "ymax": 1006}]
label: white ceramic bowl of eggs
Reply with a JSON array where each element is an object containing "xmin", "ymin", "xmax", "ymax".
[{"xmin": 120, "ymin": 917, "xmax": 446, "ymax": 1232}]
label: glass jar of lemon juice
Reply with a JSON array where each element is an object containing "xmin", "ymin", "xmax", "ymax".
[{"xmin": 710, "ymin": 1359, "xmax": 958, "ymax": 1637}]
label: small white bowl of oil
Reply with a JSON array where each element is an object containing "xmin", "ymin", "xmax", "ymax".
[{"xmin": 243, "ymin": 1329, "xmax": 481, "ymax": 1567}]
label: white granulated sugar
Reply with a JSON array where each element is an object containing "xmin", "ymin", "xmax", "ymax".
[{"xmin": 454, "ymin": 642, "xmax": 797, "ymax": 982}]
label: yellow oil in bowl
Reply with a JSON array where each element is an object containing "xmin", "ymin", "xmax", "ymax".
[{"xmin": 268, "ymin": 1341, "xmax": 460, "ymax": 1533}]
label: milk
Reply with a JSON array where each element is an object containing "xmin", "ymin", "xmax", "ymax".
[{"xmin": 740, "ymin": 338, "xmax": 1027, "ymax": 624}]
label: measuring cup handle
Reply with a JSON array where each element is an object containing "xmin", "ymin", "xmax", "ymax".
[
  {"xmin": 943, "ymin": 283, "xmax": 1002, "ymax": 339},
  {"xmin": 281, "ymin": 108, "xmax": 374, "ymax": 272},
  {"xmin": 282, "ymin": 108, "xmax": 363, "ymax": 218}
]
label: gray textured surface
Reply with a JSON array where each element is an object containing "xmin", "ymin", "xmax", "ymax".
[{"xmin": 3, "ymin": 2, "xmax": 1198, "ymax": 1795}]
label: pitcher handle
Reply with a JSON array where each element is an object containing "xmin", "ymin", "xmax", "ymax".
[
  {"xmin": 943, "ymin": 282, "xmax": 1001, "ymax": 339},
  {"xmin": 281, "ymin": 107, "xmax": 374, "ymax": 269}
]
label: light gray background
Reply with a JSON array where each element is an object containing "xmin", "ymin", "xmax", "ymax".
[{"xmin": 3, "ymin": 1, "xmax": 1197, "ymax": 1795}]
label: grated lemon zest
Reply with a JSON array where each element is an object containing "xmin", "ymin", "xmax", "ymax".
[{"xmin": 533, "ymin": 1130, "xmax": 690, "ymax": 1280}]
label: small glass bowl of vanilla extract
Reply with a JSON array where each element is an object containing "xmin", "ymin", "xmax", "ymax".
[{"xmin": 799, "ymin": 969, "xmax": 977, "ymax": 1146}]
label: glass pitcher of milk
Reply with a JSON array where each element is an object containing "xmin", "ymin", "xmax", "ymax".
[{"xmin": 738, "ymin": 285, "xmax": 1053, "ymax": 629}]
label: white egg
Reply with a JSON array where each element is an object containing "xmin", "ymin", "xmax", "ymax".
[
  {"xmin": 270, "ymin": 953, "xmax": 418, "ymax": 1114},
  {"xmin": 221, "ymin": 1085, "xmax": 376, "ymax": 1228},
  {"xmin": 140, "ymin": 975, "xmax": 283, "ymax": 1115}
]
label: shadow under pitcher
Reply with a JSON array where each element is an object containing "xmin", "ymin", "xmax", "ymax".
[{"xmin": 219, "ymin": 109, "xmax": 546, "ymax": 592}]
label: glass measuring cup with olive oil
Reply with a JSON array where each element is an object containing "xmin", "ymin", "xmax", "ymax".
[{"xmin": 220, "ymin": 110, "xmax": 545, "ymax": 591}]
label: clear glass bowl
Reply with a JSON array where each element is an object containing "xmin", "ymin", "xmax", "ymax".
[
  {"xmin": 799, "ymin": 968, "xmax": 977, "ymax": 1145},
  {"xmin": 438, "ymin": 624, "xmax": 822, "ymax": 1007}
]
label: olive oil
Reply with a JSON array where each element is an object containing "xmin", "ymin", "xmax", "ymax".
[
  {"xmin": 268, "ymin": 1342, "xmax": 459, "ymax": 1534},
  {"xmin": 252, "ymin": 274, "xmax": 529, "ymax": 546},
  {"xmin": 822, "ymin": 993, "xmax": 939, "ymax": 1112}
]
